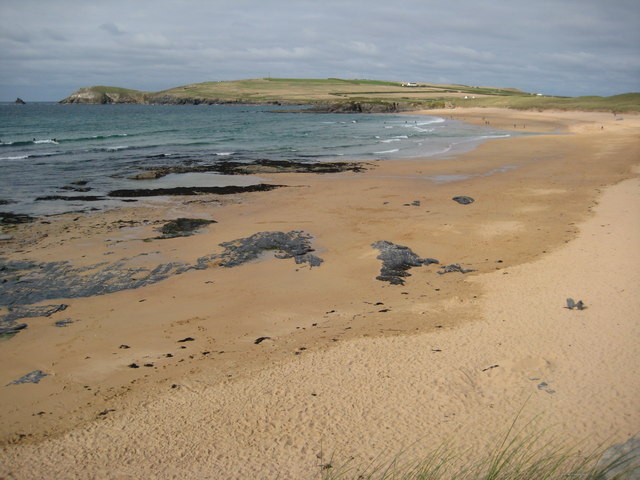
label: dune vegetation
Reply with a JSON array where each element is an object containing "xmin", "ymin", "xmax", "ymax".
[{"xmin": 318, "ymin": 427, "xmax": 638, "ymax": 480}]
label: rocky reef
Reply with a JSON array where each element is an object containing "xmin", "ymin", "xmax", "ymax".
[
  {"xmin": 108, "ymin": 183, "xmax": 284, "ymax": 198},
  {"xmin": 128, "ymin": 159, "xmax": 368, "ymax": 180}
]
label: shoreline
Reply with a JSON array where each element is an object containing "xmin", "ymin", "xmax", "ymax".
[{"xmin": 0, "ymin": 108, "xmax": 639, "ymax": 478}]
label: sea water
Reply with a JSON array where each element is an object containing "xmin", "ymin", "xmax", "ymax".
[{"xmin": 0, "ymin": 103, "xmax": 515, "ymax": 216}]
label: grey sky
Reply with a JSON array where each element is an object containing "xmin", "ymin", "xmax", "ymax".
[{"xmin": 1, "ymin": 0, "xmax": 639, "ymax": 101}]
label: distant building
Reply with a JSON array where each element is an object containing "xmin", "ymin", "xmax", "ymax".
[{"xmin": 402, "ymin": 82, "xmax": 418, "ymax": 87}]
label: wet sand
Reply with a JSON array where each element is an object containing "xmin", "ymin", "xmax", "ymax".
[{"xmin": 0, "ymin": 108, "xmax": 638, "ymax": 479}]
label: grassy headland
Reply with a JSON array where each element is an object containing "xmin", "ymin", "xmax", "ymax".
[{"xmin": 60, "ymin": 78, "xmax": 640, "ymax": 112}]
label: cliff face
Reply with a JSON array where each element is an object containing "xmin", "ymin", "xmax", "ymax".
[
  {"xmin": 59, "ymin": 88, "xmax": 418, "ymax": 112},
  {"xmin": 59, "ymin": 88, "xmax": 279, "ymax": 106},
  {"xmin": 310, "ymin": 101, "xmax": 420, "ymax": 113},
  {"xmin": 59, "ymin": 87, "xmax": 148, "ymax": 104}
]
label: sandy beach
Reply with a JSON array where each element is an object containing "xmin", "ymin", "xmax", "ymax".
[{"xmin": 0, "ymin": 108, "xmax": 639, "ymax": 479}]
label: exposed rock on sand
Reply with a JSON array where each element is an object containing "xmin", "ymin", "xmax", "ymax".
[
  {"xmin": 213, "ymin": 159, "xmax": 368, "ymax": 175},
  {"xmin": 1, "ymin": 304, "xmax": 68, "ymax": 321},
  {"xmin": 372, "ymin": 240, "xmax": 439, "ymax": 285},
  {"xmin": 35, "ymin": 195, "xmax": 105, "ymax": 202},
  {"xmin": 213, "ymin": 231, "xmax": 323, "ymax": 268},
  {"xmin": 0, "ymin": 212, "xmax": 35, "ymax": 224},
  {"xmin": 0, "ymin": 305, "xmax": 68, "ymax": 337},
  {"xmin": 130, "ymin": 159, "xmax": 368, "ymax": 180},
  {"xmin": 108, "ymin": 183, "xmax": 283, "ymax": 197},
  {"xmin": 0, "ymin": 322, "xmax": 27, "ymax": 337},
  {"xmin": 155, "ymin": 218, "xmax": 216, "ymax": 238},
  {"xmin": 6, "ymin": 370, "xmax": 48, "ymax": 385},
  {"xmin": 437, "ymin": 263, "xmax": 476, "ymax": 275},
  {"xmin": 0, "ymin": 230, "xmax": 323, "ymax": 319},
  {"xmin": 452, "ymin": 195, "xmax": 475, "ymax": 205},
  {"xmin": 0, "ymin": 257, "xmax": 192, "ymax": 306}
]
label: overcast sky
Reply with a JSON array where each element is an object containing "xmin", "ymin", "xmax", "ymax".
[{"xmin": 1, "ymin": 0, "xmax": 639, "ymax": 101}]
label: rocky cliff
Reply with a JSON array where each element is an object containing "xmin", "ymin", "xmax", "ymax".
[{"xmin": 60, "ymin": 87, "xmax": 148, "ymax": 104}]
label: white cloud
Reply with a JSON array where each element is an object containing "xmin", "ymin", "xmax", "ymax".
[
  {"xmin": 347, "ymin": 41, "xmax": 379, "ymax": 57},
  {"xmin": 129, "ymin": 32, "xmax": 172, "ymax": 48},
  {"xmin": 245, "ymin": 46, "xmax": 315, "ymax": 60},
  {"xmin": 100, "ymin": 23, "xmax": 126, "ymax": 36},
  {"xmin": 0, "ymin": 0, "xmax": 638, "ymax": 99}
]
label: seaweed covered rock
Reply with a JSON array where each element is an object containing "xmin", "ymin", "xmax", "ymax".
[
  {"xmin": 156, "ymin": 218, "xmax": 216, "ymax": 238},
  {"xmin": 215, "ymin": 231, "xmax": 323, "ymax": 268},
  {"xmin": 108, "ymin": 184, "xmax": 283, "ymax": 198},
  {"xmin": 0, "ymin": 212, "xmax": 35, "ymax": 224},
  {"xmin": 372, "ymin": 241, "xmax": 439, "ymax": 285},
  {"xmin": 6, "ymin": 370, "xmax": 49, "ymax": 385},
  {"xmin": 0, "ymin": 257, "xmax": 192, "ymax": 306},
  {"xmin": 437, "ymin": 264, "xmax": 476, "ymax": 275},
  {"xmin": 452, "ymin": 196, "xmax": 475, "ymax": 205}
]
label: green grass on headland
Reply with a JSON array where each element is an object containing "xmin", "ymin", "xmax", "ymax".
[
  {"xmin": 447, "ymin": 92, "xmax": 640, "ymax": 112},
  {"xmin": 59, "ymin": 78, "xmax": 640, "ymax": 112}
]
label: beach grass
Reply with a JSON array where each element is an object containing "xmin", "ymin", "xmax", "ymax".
[{"xmin": 318, "ymin": 424, "xmax": 638, "ymax": 480}]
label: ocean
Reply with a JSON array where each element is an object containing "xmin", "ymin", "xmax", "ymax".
[{"xmin": 0, "ymin": 103, "xmax": 515, "ymax": 216}]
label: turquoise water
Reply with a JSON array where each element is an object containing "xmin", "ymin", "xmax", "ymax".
[{"xmin": 0, "ymin": 103, "xmax": 514, "ymax": 215}]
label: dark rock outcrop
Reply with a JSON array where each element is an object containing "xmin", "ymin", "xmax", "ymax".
[
  {"xmin": 36, "ymin": 195, "xmax": 105, "ymax": 202},
  {"xmin": 129, "ymin": 159, "xmax": 368, "ymax": 181},
  {"xmin": 0, "ymin": 230, "xmax": 323, "ymax": 311},
  {"xmin": 156, "ymin": 218, "xmax": 216, "ymax": 238},
  {"xmin": 0, "ymin": 322, "xmax": 27, "ymax": 337},
  {"xmin": 565, "ymin": 298, "xmax": 586, "ymax": 310},
  {"xmin": 437, "ymin": 264, "xmax": 476, "ymax": 275},
  {"xmin": 1, "ymin": 304, "xmax": 68, "ymax": 322},
  {"xmin": 1, "ymin": 304, "xmax": 68, "ymax": 338},
  {"xmin": 6, "ymin": 370, "xmax": 49, "ymax": 385},
  {"xmin": 54, "ymin": 318, "xmax": 75, "ymax": 327},
  {"xmin": 309, "ymin": 101, "xmax": 416, "ymax": 113},
  {"xmin": 213, "ymin": 231, "xmax": 323, "ymax": 268},
  {"xmin": 212, "ymin": 159, "xmax": 368, "ymax": 175},
  {"xmin": 0, "ymin": 212, "xmax": 35, "ymax": 224},
  {"xmin": 452, "ymin": 196, "xmax": 475, "ymax": 205},
  {"xmin": 0, "ymin": 256, "xmax": 192, "ymax": 306},
  {"xmin": 372, "ymin": 241, "xmax": 439, "ymax": 285},
  {"xmin": 108, "ymin": 183, "xmax": 283, "ymax": 198}
]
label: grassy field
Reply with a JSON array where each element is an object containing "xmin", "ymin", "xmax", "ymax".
[{"xmin": 62, "ymin": 78, "xmax": 640, "ymax": 112}]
